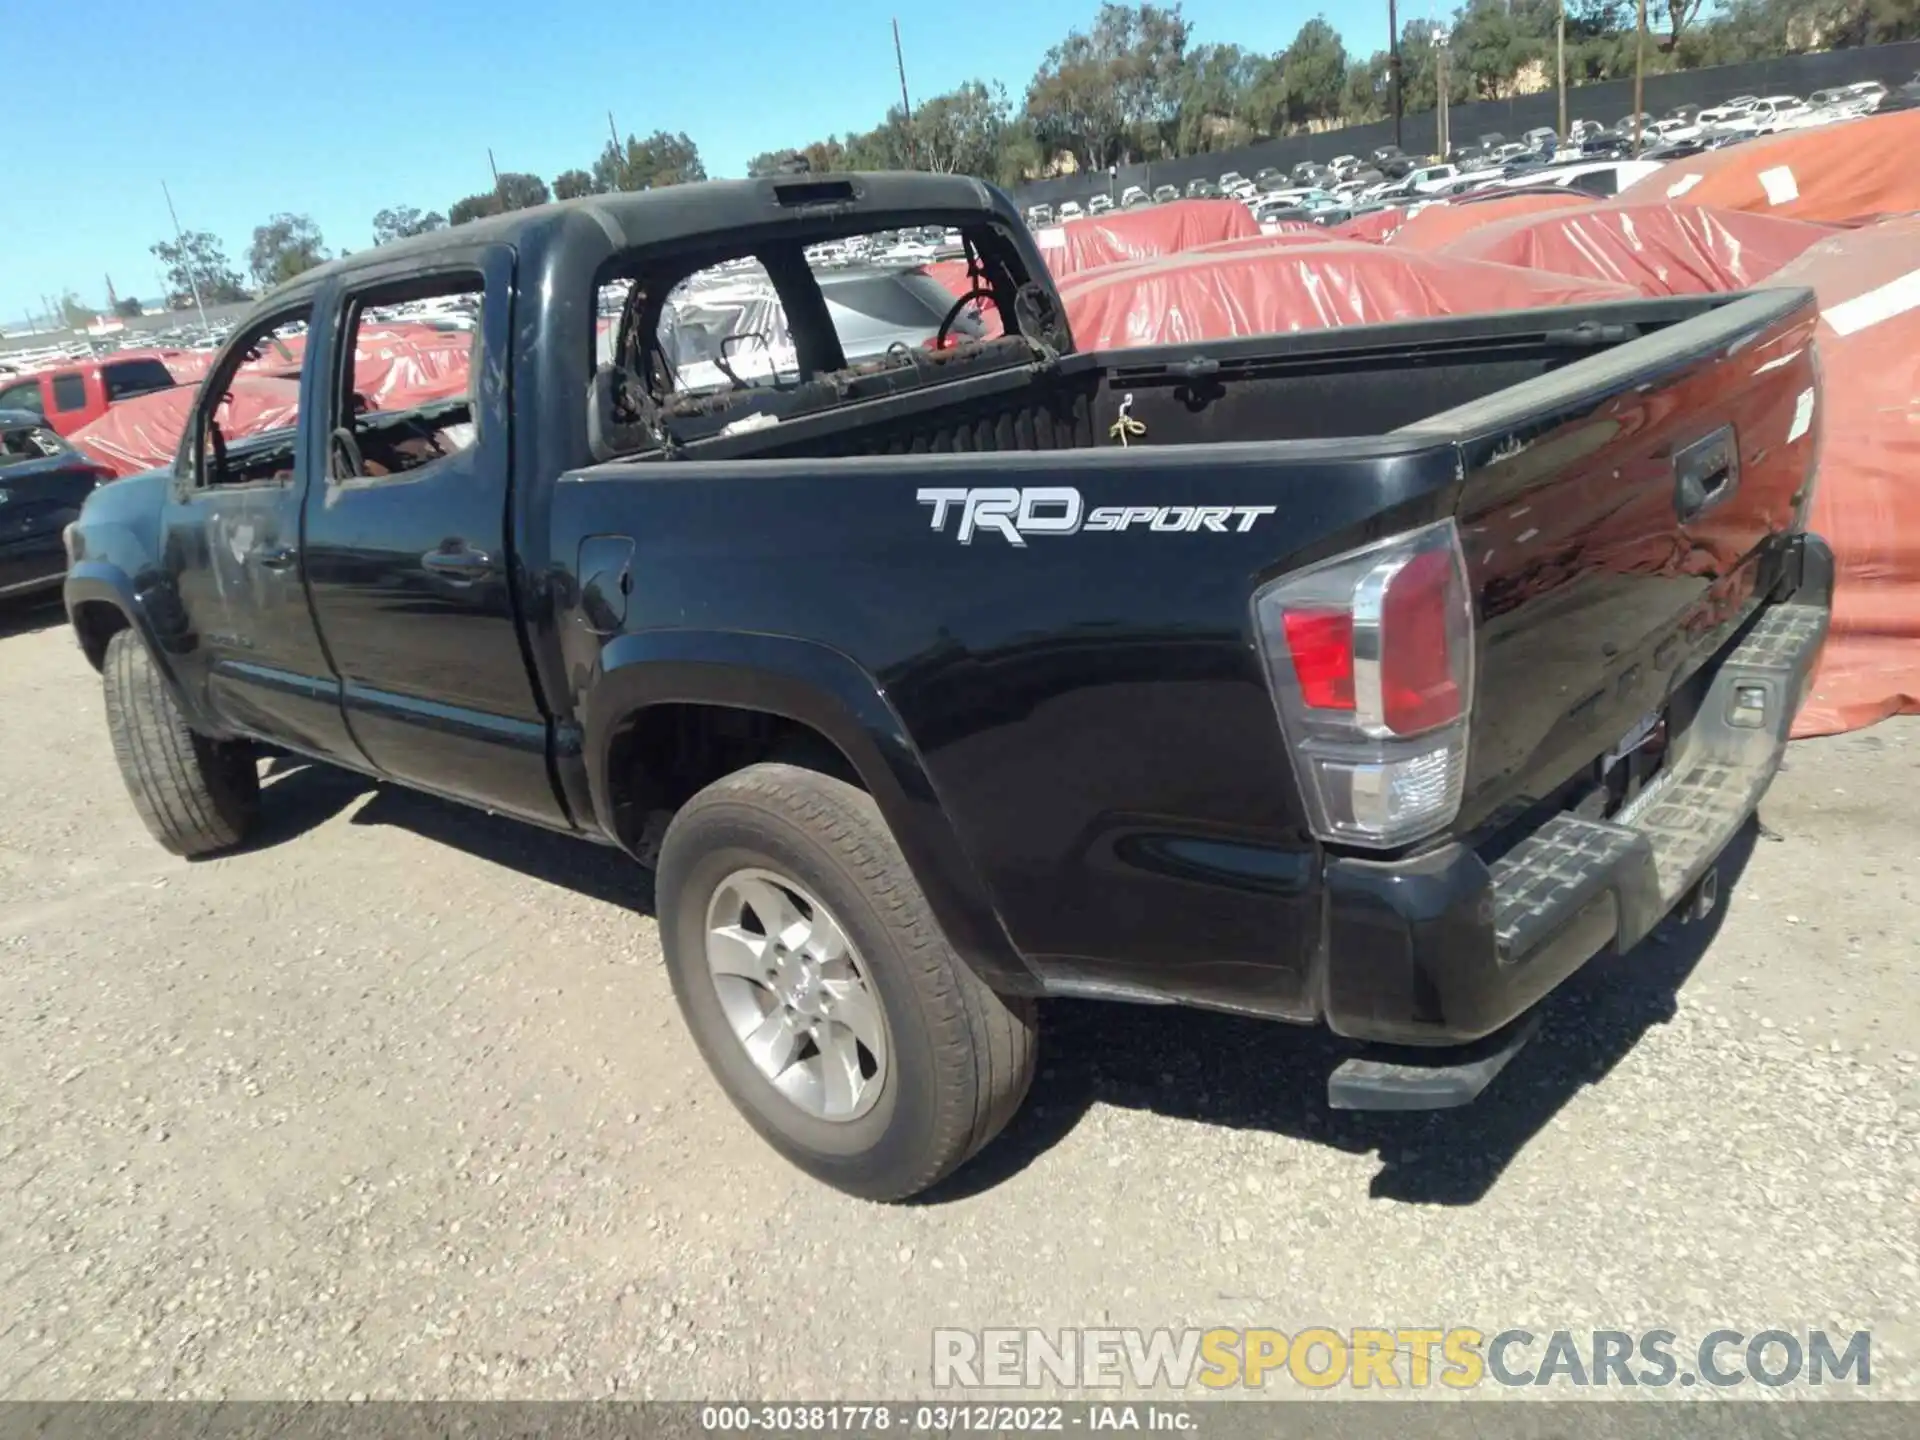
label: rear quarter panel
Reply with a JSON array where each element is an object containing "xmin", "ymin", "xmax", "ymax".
[{"xmin": 551, "ymin": 439, "xmax": 1462, "ymax": 1016}]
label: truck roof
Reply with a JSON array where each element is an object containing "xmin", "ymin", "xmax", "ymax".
[{"xmin": 272, "ymin": 173, "xmax": 1012, "ymax": 301}]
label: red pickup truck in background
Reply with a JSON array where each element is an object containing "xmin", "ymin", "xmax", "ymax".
[{"xmin": 0, "ymin": 353, "xmax": 180, "ymax": 436}]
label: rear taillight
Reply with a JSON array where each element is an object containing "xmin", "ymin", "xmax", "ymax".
[{"xmin": 1253, "ymin": 518, "xmax": 1474, "ymax": 849}]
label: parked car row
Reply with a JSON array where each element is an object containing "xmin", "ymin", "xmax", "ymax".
[
  {"xmin": 1018, "ymin": 75, "xmax": 1898, "ymax": 231},
  {"xmin": 1022, "ymin": 147, "xmax": 1415, "ymax": 230}
]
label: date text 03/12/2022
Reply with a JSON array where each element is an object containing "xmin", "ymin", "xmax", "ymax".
[{"xmin": 699, "ymin": 1404, "xmax": 1195, "ymax": 1432}]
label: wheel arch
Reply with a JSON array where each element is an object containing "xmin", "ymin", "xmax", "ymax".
[
  {"xmin": 62, "ymin": 561, "xmax": 222, "ymax": 728},
  {"xmin": 583, "ymin": 629, "xmax": 1036, "ymax": 994}
]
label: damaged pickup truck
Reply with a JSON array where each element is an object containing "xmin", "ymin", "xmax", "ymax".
[{"xmin": 64, "ymin": 173, "xmax": 1831, "ymax": 1199}]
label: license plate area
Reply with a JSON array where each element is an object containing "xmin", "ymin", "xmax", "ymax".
[
  {"xmin": 1605, "ymin": 709, "xmax": 1663, "ymax": 769},
  {"xmin": 1601, "ymin": 708, "xmax": 1669, "ymax": 821}
]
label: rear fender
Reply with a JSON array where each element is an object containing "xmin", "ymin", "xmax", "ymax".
[{"xmin": 584, "ymin": 629, "xmax": 1036, "ymax": 993}]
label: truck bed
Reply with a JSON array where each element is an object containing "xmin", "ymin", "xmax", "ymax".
[
  {"xmin": 558, "ymin": 286, "xmax": 1822, "ymax": 1033},
  {"xmin": 621, "ymin": 296, "xmax": 1734, "ymax": 463}
]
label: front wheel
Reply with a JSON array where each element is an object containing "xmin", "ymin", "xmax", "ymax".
[
  {"xmin": 656, "ymin": 763, "xmax": 1036, "ymax": 1201},
  {"xmin": 102, "ymin": 630, "xmax": 259, "ymax": 857}
]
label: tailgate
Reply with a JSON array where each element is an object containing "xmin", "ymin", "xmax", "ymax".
[{"xmin": 1402, "ymin": 288, "xmax": 1822, "ymax": 832}]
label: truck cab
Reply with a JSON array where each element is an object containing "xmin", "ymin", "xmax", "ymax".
[{"xmin": 0, "ymin": 353, "xmax": 180, "ymax": 436}]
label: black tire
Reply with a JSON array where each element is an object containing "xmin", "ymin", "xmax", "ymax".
[
  {"xmin": 102, "ymin": 630, "xmax": 259, "ymax": 858},
  {"xmin": 657, "ymin": 763, "xmax": 1036, "ymax": 1201}
]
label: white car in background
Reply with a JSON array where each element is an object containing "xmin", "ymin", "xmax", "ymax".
[
  {"xmin": 876, "ymin": 238, "xmax": 939, "ymax": 263},
  {"xmin": 1804, "ymin": 84, "xmax": 1868, "ymax": 121},
  {"xmin": 1724, "ymin": 95, "xmax": 1814, "ymax": 134},
  {"xmin": 1405, "ymin": 163, "xmax": 1461, "ymax": 194},
  {"xmin": 1827, "ymin": 81, "xmax": 1888, "ymax": 116},
  {"xmin": 1690, "ymin": 101, "xmax": 1756, "ymax": 136},
  {"xmin": 1490, "ymin": 158, "xmax": 1666, "ymax": 198},
  {"xmin": 1250, "ymin": 186, "xmax": 1344, "ymax": 219},
  {"xmin": 1057, "ymin": 200, "xmax": 1085, "ymax": 222}
]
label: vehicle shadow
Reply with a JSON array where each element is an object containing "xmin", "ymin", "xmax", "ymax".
[
  {"xmin": 925, "ymin": 819, "xmax": 1759, "ymax": 1208},
  {"xmin": 246, "ymin": 755, "xmax": 1754, "ymax": 1208},
  {"xmin": 0, "ymin": 595, "xmax": 66, "ymax": 641},
  {"xmin": 247, "ymin": 757, "xmax": 656, "ymax": 915}
]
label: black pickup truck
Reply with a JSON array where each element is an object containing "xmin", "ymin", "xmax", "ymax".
[{"xmin": 64, "ymin": 173, "xmax": 1831, "ymax": 1200}]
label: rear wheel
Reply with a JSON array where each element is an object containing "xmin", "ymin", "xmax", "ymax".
[
  {"xmin": 102, "ymin": 630, "xmax": 259, "ymax": 857},
  {"xmin": 656, "ymin": 763, "xmax": 1036, "ymax": 1201}
]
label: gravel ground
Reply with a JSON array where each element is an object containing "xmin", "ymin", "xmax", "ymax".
[{"xmin": 0, "ymin": 597, "xmax": 1915, "ymax": 1402}]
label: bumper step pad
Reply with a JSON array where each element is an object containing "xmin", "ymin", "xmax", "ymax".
[
  {"xmin": 1328, "ymin": 599, "xmax": 1829, "ymax": 1112},
  {"xmin": 1493, "ymin": 599, "xmax": 1829, "ymax": 961}
]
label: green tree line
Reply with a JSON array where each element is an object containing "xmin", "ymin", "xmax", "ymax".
[
  {"xmin": 136, "ymin": 0, "xmax": 1915, "ymax": 310},
  {"xmin": 748, "ymin": 0, "xmax": 1918, "ymax": 183}
]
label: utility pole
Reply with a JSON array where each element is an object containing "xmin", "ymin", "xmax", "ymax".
[
  {"xmin": 487, "ymin": 147, "xmax": 501, "ymax": 190},
  {"xmin": 1388, "ymin": 0, "xmax": 1404, "ymax": 149},
  {"xmin": 892, "ymin": 17, "xmax": 916, "ymax": 167},
  {"xmin": 1557, "ymin": 0, "xmax": 1569, "ymax": 142},
  {"xmin": 160, "ymin": 180, "xmax": 209, "ymax": 332},
  {"xmin": 1633, "ymin": 0, "xmax": 1647, "ymax": 157},
  {"xmin": 1436, "ymin": 28, "xmax": 1451, "ymax": 158}
]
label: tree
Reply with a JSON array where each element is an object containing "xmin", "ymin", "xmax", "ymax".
[
  {"xmin": 1393, "ymin": 18, "xmax": 1472, "ymax": 114},
  {"xmin": 552, "ymin": 168, "xmax": 601, "ymax": 200},
  {"xmin": 1281, "ymin": 17, "xmax": 1349, "ymax": 128},
  {"xmin": 150, "ymin": 230, "xmax": 248, "ymax": 308},
  {"xmin": 1024, "ymin": 2, "xmax": 1192, "ymax": 170},
  {"xmin": 842, "ymin": 111, "xmax": 915, "ymax": 170},
  {"xmin": 1662, "ymin": 0, "xmax": 1709, "ymax": 47},
  {"xmin": 801, "ymin": 138, "xmax": 849, "ymax": 173},
  {"xmin": 913, "ymin": 81, "xmax": 1016, "ymax": 177},
  {"xmin": 1451, "ymin": 0, "xmax": 1549, "ymax": 100},
  {"xmin": 57, "ymin": 291, "xmax": 96, "ymax": 330},
  {"xmin": 248, "ymin": 213, "xmax": 328, "ymax": 290},
  {"xmin": 990, "ymin": 120, "xmax": 1046, "ymax": 187},
  {"xmin": 495, "ymin": 172, "xmax": 551, "ymax": 210},
  {"xmin": 1174, "ymin": 42, "xmax": 1260, "ymax": 152},
  {"xmin": 1337, "ymin": 52, "xmax": 1391, "ymax": 122},
  {"xmin": 371, "ymin": 205, "xmax": 446, "ymax": 245},
  {"xmin": 593, "ymin": 130, "xmax": 707, "ymax": 191},
  {"xmin": 113, "ymin": 296, "xmax": 143, "ymax": 319},
  {"xmin": 448, "ymin": 190, "xmax": 503, "ymax": 226},
  {"xmin": 448, "ymin": 172, "xmax": 549, "ymax": 226}
]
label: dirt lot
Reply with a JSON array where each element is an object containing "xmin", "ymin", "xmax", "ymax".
[{"xmin": 1, "ymin": 596, "xmax": 1916, "ymax": 1402}]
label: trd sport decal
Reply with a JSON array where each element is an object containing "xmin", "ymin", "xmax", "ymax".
[{"xmin": 916, "ymin": 487, "xmax": 1276, "ymax": 546}]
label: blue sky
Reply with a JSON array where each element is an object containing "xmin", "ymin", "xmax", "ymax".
[{"xmin": 1, "ymin": 0, "xmax": 1391, "ymax": 325}]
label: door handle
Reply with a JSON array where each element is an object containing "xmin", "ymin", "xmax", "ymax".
[
  {"xmin": 257, "ymin": 545, "xmax": 297, "ymax": 571},
  {"xmin": 1674, "ymin": 425, "xmax": 1739, "ymax": 523},
  {"xmin": 423, "ymin": 545, "xmax": 494, "ymax": 580}
]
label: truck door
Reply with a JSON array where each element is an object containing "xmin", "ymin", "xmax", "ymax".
[
  {"xmin": 159, "ymin": 302, "xmax": 360, "ymax": 763},
  {"xmin": 300, "ymin": 247, "xmax": 569, "ymax": 829}
]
